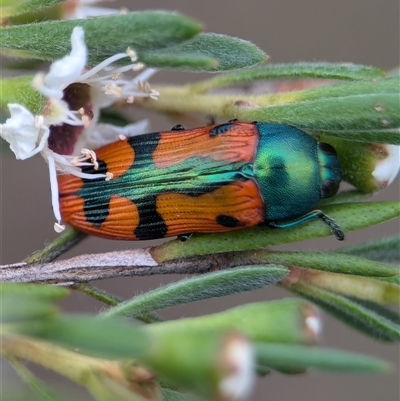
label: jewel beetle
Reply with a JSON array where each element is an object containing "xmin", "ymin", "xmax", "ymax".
[{"xmin": 58, "ymin": 121, "xmax": 344, "ymax": 241}]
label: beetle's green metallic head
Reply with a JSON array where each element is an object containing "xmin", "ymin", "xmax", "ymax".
[{"xmin": 254, "ymin": 123, "xmax": 341, "ymax": 221}]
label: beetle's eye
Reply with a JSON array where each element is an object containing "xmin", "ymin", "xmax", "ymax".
[
  {"xmin": 319, "ymin": 142, "xmax": 337, "ymax": 157},
  {"xmin": 321, "ymin": 179, "xmax": 340, "ymax": 198}
]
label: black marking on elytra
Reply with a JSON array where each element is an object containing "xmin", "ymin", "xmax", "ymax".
[
  {"xmin": 209, "ymin": 123, "xmax": 232, "ymax": 137},
  {"xmin": 128, "ymin": 132, "xmax": 160, "ymax": 159},
  {"xmin": 134, "ymin": 195, "xmax": 168, "ymax": 240},
  {"xmin": 81, "ymin": 159, "xmax": 108, "ymax": 178},
  {"xmin": 83, "ymin": 198, "xmax": 110, "ymax": 227},
  {"xmin": 171, "ymin": 124, "xmax": 185, "ymax": 131},
  {"xmin": 80, "ymin": 158, "xmax": 110, "ymax": 226},
  {"xmin": 122, "ymin": 132, "xmax": 165, "ymax": 239},
  {"xmin": 216, "ymin": 215, "xmax": 240, "ymax": 228}
]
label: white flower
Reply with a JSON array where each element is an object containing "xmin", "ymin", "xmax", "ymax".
[
  {"xmin": 0, "ymin": 104, "xmax": 49, "ymax": 160},
  {"xmin": 218, "ymin": 333, "xmax": 255, "ymax": 401},
  {"xmin": 0, "ymin": 26, "xmax": 157, "ymax": 232},
  {"xmin": 33, "ymin": 26, "xmax": 158, "ymax": 128},
  {"xmin": 371, "ymin": 144, "xmax": 400, "ymax": 189},
  {"xmin": 42, "ymin": 26, "xmax": 87, "ymax": 100}
]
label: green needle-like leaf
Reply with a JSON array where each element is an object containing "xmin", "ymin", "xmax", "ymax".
[
  {"xmin": 153, "ymin": 201, "xmax": 400, "ymax": 261},
  {"xmin": 287, "ymin": 282, "xmax": 400, "ymax": 341},
  {"xmin": 139, "ymin": 52, "xmax": 218, "ymax": 70},
  {"xmin": 149, "ymin": 77, "xmax": 399, "ymax": 135},
  {"xmin": 142, "ymin": 33, "xmax": 267, "ymax": 71},
  {"xmin": 318, "ymin": 190, "xmax": 372, "ymax": 205},
  {"xmin": 0, "ymin": 76, "xmax": 45, "ymax": 114},
  {"xmin": 0, "ymin": 293, "xmax": 58, "ymax": 324},
  {"xmin": 73, "ymin": 284, "xmax": 122, "ymax": 307},
  {"xmin": 345, "ymin": 298, "xmax": 400, "ymax": 327},
  {"xmin": 99, "ymin": 265, "xmax": 289, "ymax": 318},
  {"xmin": 335, "ymin": 236, "xmax": 400, "ymax": 263},
  {"xmin": 0, "ymin": 282, "xmax": 69, "ymax": 300},
  {"xmin": 254, "ymin": 343, "xmax": 390, "ymax": 373},
  {"xmin": 378, "ymin": 275, "xmax": 400, "ymax": 285},
  {"xmin": 250, "ymin": 251, "xmax": 397, "ymax": 277},
  {"xmin": 319, "ymin": 129, "xmax": 400, "ymax": 145},
  {"xmin": 291, "ymin": 269, "xmax": 399, "ymax": 304},
  {"xmin": 145, "ymin": 299, "xmax": 320, "ymax": 345},
  {"xmin": 189, "ymin": 62, "xmax": 385, "ymax": 91},
  {"xmin": 0, "ymin": 284, "xmax": 68, "ymax": 324},
  {"xmin": 1, "ymin": 0, "xmax": 63, "ymax": 17},
  {"xmin": 0, "ymin": 12, "xmax": 202, "ymax": 64},
  {"xmin": 231, "ymin": 78, "xmax": 400, "ymax": 132},
  {"xmin": 12, "ymin": 315, "xmax": 149, "ymax": 359},
  {"xmin": 24, "ymin": 228, "xmax": 86, "ymax": 264}
]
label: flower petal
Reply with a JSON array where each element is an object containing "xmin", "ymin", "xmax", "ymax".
[
  {"xmin": 372, "ymin": 144, "xmax": 400, "ymax": 188},
  {"xmin": 74, "ymin": 119, "xmax": 150, "ymax": 151},
  {"xmin": 0, "ymin": 104, "xmax": 49, "ymax": 160},
  {"xmin": 218, "ymin": 334, "xmax": 255, "ymax": 401},
  {"xmin": 43, "ymin": 27, "xmax": 87, "ymax": 98}
]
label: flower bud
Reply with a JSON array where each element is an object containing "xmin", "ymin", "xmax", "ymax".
[
  {"xmin": 142, "ymin": 329, "xmax": 254, "ymax": 401},
  {"xmin": 321, "ymin": 136, "xmax": 399, "ymax": 192}
]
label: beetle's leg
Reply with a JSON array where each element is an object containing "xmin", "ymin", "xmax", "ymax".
[
  {"xmin": 207, "ymin": 115, "xmax": 216, "ymax": 125},
  {"xmin": 178, "ymin": 233, "xmax": 192, "ymax": 242},
  {"xmin": 267, "ymin": 210, "xmax": 344, "ymax": 241}
]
